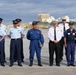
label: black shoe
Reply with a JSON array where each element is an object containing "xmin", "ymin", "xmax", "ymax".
[
  {"xmin": 9, "ymin": 64, "xmax": 13, "ymax": 67},
  {"xmin": 18, "ymin": 64, "xmax": 22, "ymax": 66},
  {"xmin": 56, "ymin": 64, "xmax": 60, "ymax": 66},
  {"xmin": 70, "ymin": 64, "xmax": 75, "ymax": 66},
  {"xmin": 29, "ymin": 64, "xmax": 33, "ymax": 66},
  {"xmin": 38, "ymin": 60, "xmax": 43, "ymax": 67},
  {"xmin": 49, "ymin": 63, "xmax": 53, "ymax": 66},
  {"xmin": 38, "ymin": 64, "xmax": 43, "ymax": 67},
  {"xmin": 29, "ymin": 63, "xmax": 33, "ymax": 66},
  {"xmin": 1, "ymin": 63, "xmax": 5, "ymax": 67},
  {"xmin": 29, "ymin": 60, "xmax": 33, "ymax": 67},
  {"xmin": 67, "ymin": 64, "xmax": 70, "ymax": 66}
]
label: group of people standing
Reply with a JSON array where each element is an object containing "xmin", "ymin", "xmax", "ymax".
[
  {"xmin": 0, "ymin": 18, "xmax": 25, "ymax": 67},
  {"xmin": 0, "ymin": 18, "xmax": 44, "ymax": 67},
  {"xmin": 48, "ymin": 17, "xmax": 76, "ymax": 66},
  {"xmin": 0, "ymin": 17, "xmax": 76, "ymax": 67}
]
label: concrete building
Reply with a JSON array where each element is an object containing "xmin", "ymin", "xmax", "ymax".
[
  {"xmin": 38, "ymin": 14, "xmax": 50, "ymax": 22},
  {"xmin": 38, "ymin": 14, "xmax": 55, "ymax": 23}
]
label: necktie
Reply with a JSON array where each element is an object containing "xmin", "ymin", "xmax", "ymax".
[
  {"xmin": 54, "ymin": 28, "xmax": 56, "ymax": 40},
  {"xmin": 64, "ymin": 24, "xmax": 65, "ymax": 32}
]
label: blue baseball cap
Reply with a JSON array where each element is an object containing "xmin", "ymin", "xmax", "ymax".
[
  {"xmin": 32, "ymin": 21, "xmax": 38, "ymax": 25},
  {"xmin": 15, "ymin": 18, "xmax": 22, "ymax": 23},
  {"xmin": 69, "ymin": 21, "xmax": 74, "ymax": 25},
  {"xmin": 12, "ymin": 20, "xmax": 18, "ymax": 24}
]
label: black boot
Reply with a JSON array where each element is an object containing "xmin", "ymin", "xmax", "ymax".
[
  {"xmin": 18, "ymin": 63, "xmax": 22, "ymax": 66},
  {"xmin": 29, "ymin": 60, "xmax": 33, "ymax": 66},
  {"xmin": 1, "ymin": 63, "xmax": 5, "ymax": 67},
  {"xmin": 38, "ymin": 60, "xmax": 43, "ymax": 66},
  {"xmin": 9, "ymin": 63, "xmax": 13, "ymax": 67}
]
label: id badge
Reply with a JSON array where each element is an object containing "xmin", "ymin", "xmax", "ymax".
[
  {"xmin": 68, "ymin": 33, "xmax": 70, "ymax": 35},
  {"xmin": 73, "ymin": 33, "xmax": 75, "ymax": 35}
]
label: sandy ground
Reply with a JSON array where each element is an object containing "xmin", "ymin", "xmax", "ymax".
[{"xmin": 0, "ymin": 29, "xmax": 76, "ymax": 75}]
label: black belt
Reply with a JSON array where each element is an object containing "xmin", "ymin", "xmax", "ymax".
[
  {"xmin": 11, "ymin": 38, "xmax": 21, "ymax": 40},
  {"xmin": 49, "ymin": 40, "xmax": 60, "ymax": 44}
]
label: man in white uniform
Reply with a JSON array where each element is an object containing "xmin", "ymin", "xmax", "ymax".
[
  {"xmin": 0, "ymin": 18, "xmax": 6, "ymax": 63},
  {"xmin": 58, "ymin": 17, "xmax": 69, "ymax": 62},
  {"xmin": 0, "ymin": 18, "xmax": 6, "ymax": 66},
  {"xmin": 14, "ymin": 18, "xmax": 25, "ymax": 62},
  {"xmin": 7, "ymin": 20, "xmax": 24, "ymax": 67},
  {"xmin": 48, "ymin": 21, "xmax": 62, "ymax": 66}
]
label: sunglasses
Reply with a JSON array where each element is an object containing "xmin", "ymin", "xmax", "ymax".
[{"xmin": 62, "ymin": 20, "xmax": 66, "ymax": 21}]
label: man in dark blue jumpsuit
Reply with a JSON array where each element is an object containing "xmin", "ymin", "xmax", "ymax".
[
  {"xmin": 27, "ymin": 21, "xmax": 44, "ymax": 66},
  {"xmin": 64, "ymin": 21, "xmax": 76, "ymax": 66}
]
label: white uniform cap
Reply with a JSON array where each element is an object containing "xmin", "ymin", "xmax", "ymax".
[{"xmin": 62, "ymin": 17, "xmax": 66, "ymax": 20}]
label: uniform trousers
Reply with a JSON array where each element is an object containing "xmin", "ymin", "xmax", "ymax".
[
  {"xmin": 66, "ymin": 42, "xmax": 75, "ymax": 65},
  {"xmin": 0, "ymin": 42, "xmax": 5, "ymax": 64},
  {"xmin": 29, "ymin": 40, "xmax": 41, "ymax": 61},
  {"xmin": 14, "ymin": 38, "xmax": 24, "ymax": 61},
  {"xmin": 10, "ymin": 39, "xmax": 21, "ymax": 64},
  {"xmin": 60, "ymin": 37, "xmax": 64, "ymax": 59},
  {"xmin": 3, "ymin": 39, "xmax": 6, "ymax": 61},
  {"xmin": 49, "ymin": 41, "xmax": 61, "ymax": 65}
]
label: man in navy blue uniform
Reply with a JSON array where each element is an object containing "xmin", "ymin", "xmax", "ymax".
[
  {"xmin": 0, "ymin": 18, "xmax": 7, "ymax": 63},
  {"xmin": 58, "ymin": 17, "xmax": 69, "ymax": 62},
  {"xmin": 0, "ymin": 18, "xmax": 6, "ymax": 66},
  {"xmin": 64, "ymin": 21, "xmax": 76, "ymax": 66},
  {"xmin": 27, "ymin": 21, "xmax": 44, "ymax": 67},
  {"xmin": 14, "ymin": 18, "xmax": 25, "ymax": 62},
  {"xmin": 7, "ymin": 20, "xmax": 24, "ymax": 67}
]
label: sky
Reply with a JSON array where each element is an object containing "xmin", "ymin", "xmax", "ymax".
[{"xmin": 0, "ymin": 0, "xmax": 76, "ymax": 23}]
